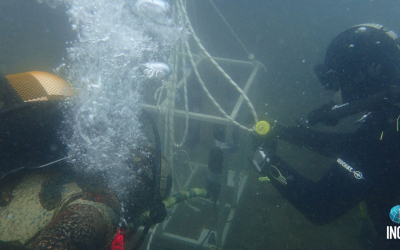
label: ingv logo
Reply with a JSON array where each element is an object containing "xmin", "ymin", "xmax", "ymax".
[
  {"xmin": 387, "ymin": 227, "xmax": 400, "ymax": 239},
  {"xmin": 336, "ymin": 158, "xmax": 364, "ymax": 180},
  {"xmin": 387, "ymin": 205, "xmax": 400, "ymax": 239}
]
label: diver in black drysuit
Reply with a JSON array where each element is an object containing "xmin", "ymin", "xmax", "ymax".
[{"xmin": 255, "ymin": 24, "xmax": 400, "ymax": 249}]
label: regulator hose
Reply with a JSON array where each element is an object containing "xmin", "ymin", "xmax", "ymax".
[
  {"xmin": 139, "ymin": 109, "xmax": 162, "ymax": 202},
  {"xmin": 130, "ymin": 188, "xmax": 208, "ymax": 231},
  {"xmin": 132, "ymin": 109, "xmax": 163, "ymax": 250}
]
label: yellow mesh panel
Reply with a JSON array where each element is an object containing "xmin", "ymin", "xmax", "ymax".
[
  {"xmin": 6, "ymin": 73, "xmax": 48, "ymax": 102},
  {"xmin": 6, "ymin": 71, "xmax": 74, "ymax": 102},
  {"xmin": 29, "ymin": 71, "xmax": 74, "ymax": 100}
]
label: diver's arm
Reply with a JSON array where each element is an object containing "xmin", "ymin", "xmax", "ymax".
[
  {"xmin": 275, "ymin": 124, "xmax": 353, "ymax": 158},
  {"xmin": 307, "ymin": 86, "xmax": 400, "ymax": 126},
  {"xmin": 263, "ymin": 155, "xmax": 366, "ymax": 225}
]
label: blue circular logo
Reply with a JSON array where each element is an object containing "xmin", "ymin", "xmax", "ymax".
[{"xmin": 390, "ymin": 205, "xmax": 400, "ymax": 224}]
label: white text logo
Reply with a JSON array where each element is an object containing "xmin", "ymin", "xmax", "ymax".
[
  {"xmin": 387, "ymin": 226, "xmax": 400, "ymax": 239},
  {"xmin": 336, "ymin": 158, "xmax": 364, "ymax": 179}
]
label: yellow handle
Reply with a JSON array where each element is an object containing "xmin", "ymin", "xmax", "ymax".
[
  {"xmin": 259, "ymin": 176, "xmax": 270, "ymax": 182},
  {"xmin": 254, "ymin": 120, "xmax": 271, "ymax": 136}
]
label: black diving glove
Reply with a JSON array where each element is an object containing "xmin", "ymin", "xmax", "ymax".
[
  {"xmin": 250, "ymin": 133, "xmax": 277, "ymax": 175},
  {"xmin": 307, "ymin": 101, "xmax": 340, "ymax": 126},
  {"xmin": 148, "ymin": 200, "xmax": 167, "ymax": 225}
]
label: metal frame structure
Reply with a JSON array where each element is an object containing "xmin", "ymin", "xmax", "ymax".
[
  {"xmin": 137, "ymin": 163, "xmax": 249, "ymax": 249},
  {"xmin": 140, "ymin": 53, "xmax": 262, "ymax": 249}
]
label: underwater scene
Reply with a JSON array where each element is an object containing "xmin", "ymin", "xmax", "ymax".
[{"xmin": 1, "ymin": 0, "xmax": 400, "ymax": 249}]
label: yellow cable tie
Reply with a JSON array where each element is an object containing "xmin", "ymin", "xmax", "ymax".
[
  {"xmin": 380, "ymin": 131, "xmax": 384, "ymax": 140},
  {"xmin": 259, "ymin": 176, "xmax": 270, "ymax": 182},
  {"xmin": 270, "ymin": 165, "xmax": 287, "ymax": 186}
]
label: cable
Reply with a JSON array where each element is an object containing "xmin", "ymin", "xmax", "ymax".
[
  {"xmin": 0, "ymin": 157, "xmax": 67, "ymax": 182},
  {"xmin": 208, "ymin": 0, "xmax": 268, "ymax": 72},
  {"xmin": 177, "ymin": 0, "xmax": 258, "ymax": 131},
  {"xmin": 130, "ymin": 109, "xmax": 163, "ymax": 250},
  {"xmin": 172, "ymin": 43, "xmax": 190, "ymax": 148},
  {"xmin": 146, "ymin": 223, "xmax": 160, "ymax": 250},
  {"xmin": 208, "ymin": 0, "xmax": 250, "ymax": 57},
  {"xmin": 129, "ymin": 188, "xmax": 208, "ymax": 231},
  {"xmin": 132, "ymin": 225, "xmax": 151, "ymax": 250},
  {"xmin": 139, "ymin": 109, "xmax": 162, "ymax": 202}
]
